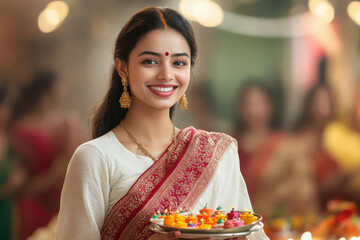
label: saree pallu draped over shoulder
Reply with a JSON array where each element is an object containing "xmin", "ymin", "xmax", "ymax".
[{"xmin": 101, "ymin": 127, "xmax": 235, "ymax": 240}]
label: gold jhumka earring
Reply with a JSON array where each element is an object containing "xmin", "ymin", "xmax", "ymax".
[
  {"xmin": 180, "ymin": 93, "xmax": 188, "ymax": 110},
  {"xmin": 119, "ymin": 77, "xmax": 132, "ymax": 108}
]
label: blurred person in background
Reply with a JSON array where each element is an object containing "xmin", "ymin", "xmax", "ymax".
[
  {"xmin": 233, "ymin": 81, "xmax": 319, "ymax": 221},
  {"xmin": 0, "ymin": 78, "xmax": 27, "ymax": 240},
  {"xmin": 188, "ymin": 81, "xmax": 217, "ymax": 131},
  {"xmin": 322, "ymin": 82, "xmax": 360, "ymax": 207},
  {"xmin": 11, "ymin": 70, "xmax": 83, "ymax": 239},
  {"xmin": 293, "ymin": 83, "xmax": 343, "ymax": 211}
]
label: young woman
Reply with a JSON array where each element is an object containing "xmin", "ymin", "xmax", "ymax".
[
  {"xmin": 0, "ymin": 79, "xmax": 27, "ymax": 240},
  {"xmin": 56, "ymin": 7, "xmax": 268, "ymax": 240},
  {"xmin": 233, "ymin": 82, "xmax": 283, "ymax": 204},
  {"xmin": 11, "ymin": 70, "xmax": 83, "ymax": 239},
  {"xmin": 293, "ymin": 84, "xmax": 340, "ymax": 210},
  {"xmin": 233, "ymin": 82, "xmax": 319, "ymax": 224}
]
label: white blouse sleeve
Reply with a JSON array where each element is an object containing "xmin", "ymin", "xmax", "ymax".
[
  {"xmin": 56, "ymin": 143, "xmax": 110, "ymax": 240},
  {"xmin": 194, "ymin": 142, "xmax": 269, "ymax": 240}
]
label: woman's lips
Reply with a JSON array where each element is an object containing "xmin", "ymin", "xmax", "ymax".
[{"xmin": 148, "ymin": 85, "xmax": 178, "ymax": 97}]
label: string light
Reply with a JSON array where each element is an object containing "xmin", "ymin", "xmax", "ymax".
[{"xmin": 180, "ymin": 0, "xmax": 359, "ymax": 30}]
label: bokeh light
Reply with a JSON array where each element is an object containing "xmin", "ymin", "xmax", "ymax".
[
  {"xmin": 179, "ymin": 0, "xmax": 223, "ymax": 27},
  {"xmin": 347, "ymin": 1, "xmax": 360, "ymax": 26},
  {"xmin": 47, "ymin": 1, "xmax": 69, "ymax": 22},
  {"xmin": 193, "ymin": 0, "xmax": 223, "ymax": 27},
  {"xmin": 38, "ymin": 1, "xmax": 69, "ymax": 33},
  {"xmin": 308, "ymin": 0, "xmax": 335, "ymax": 23},
  {"xmin": 301, "ymin": 231, "xmax": 312, "ymax": 240},
  {"xmin": 179, "ymin": 0, "xmax": 196, "ymax": 21}
]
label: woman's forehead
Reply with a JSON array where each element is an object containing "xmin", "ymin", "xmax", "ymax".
[{"xmin": 131, "ymin": 28, "xmax": 191, "ymax": 55}]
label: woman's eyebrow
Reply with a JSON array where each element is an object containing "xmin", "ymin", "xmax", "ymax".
[
  {"xmin": 171, "ymin": 53, "xmax": 189, "ymax": 58},
  {"xmin": 138, "ymin": 51, "xmax": 161, "ymax": 57},
  {"xmin": 138, "ymin": 51, "xmax": 189, "ymax": 58}
]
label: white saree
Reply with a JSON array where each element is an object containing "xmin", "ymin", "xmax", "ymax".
[{"xmin": 56, "ymin": 128, "xmax": 268, "ymax": 240}]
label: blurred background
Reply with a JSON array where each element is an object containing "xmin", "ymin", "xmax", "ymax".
[{"xmin": 1, "ymin": 0, "xmax": 360, "ymax": 239}]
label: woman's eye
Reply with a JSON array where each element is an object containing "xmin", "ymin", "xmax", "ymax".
[
  {"xmin": 173, "ymin": 61, "xmax": 187, "ymax": 66},
  {"xmin": 143, "ymin": 59, "xmax": 157, "ymax": 65}
]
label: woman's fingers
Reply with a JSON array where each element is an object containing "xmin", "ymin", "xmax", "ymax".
[
  {"xmin": 150, "ymin": 232, "xmax": 243, "ymax": 240},
  {"xmin": 149, "ymin": 231, "xmax": 181, "ymax": 240},
  {"xmin": 178, "ymin": 238, "xmax": 210, "ymax": 240},
  {"xmin": 166, "ymin": 231, "xmax": 181, "ymax": 239}
]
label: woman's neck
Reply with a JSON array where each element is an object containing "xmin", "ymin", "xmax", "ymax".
[
  {"xmin": 121, "ymin": 103, "xmax": 174, "ymax": 143},
  {"xmin": 0, "ymin": 132, "xmax": 8, "ymax": 158},
  {"xmin": 242, "ymin": 126, "xmax": 270, "ymax": 137},
  {"xmin": 238, "ymin": 127, "xmax": 271, "ymax": 153},
  {"xmin": 302, "ymin": 121, "xmax": 326, "ymax": 135}
]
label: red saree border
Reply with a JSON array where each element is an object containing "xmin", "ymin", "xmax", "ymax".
[
  {"xmin": 101, "ymin": 128, "xmax": 194, "ymax": 239},
  {"xmin": 101, "ymin": 127, "xmax": 235, "ymax": 240},
  {"xmin": 107, "ymin": 126, "xmax": 188, "ymax": 214}
]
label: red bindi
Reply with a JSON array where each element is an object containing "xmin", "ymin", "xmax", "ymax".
[{"xmin": 165, "ymin": 52, "xmax": 169, "ymax": 56}]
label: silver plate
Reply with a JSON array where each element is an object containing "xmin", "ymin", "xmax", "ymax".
[
  {"xmin": 150, "ymin": 212, "xmax": 262, "ymax": 234},
  {"xmin": 149, "ymin": 222, "xmax": 264, "ymax": 239}
]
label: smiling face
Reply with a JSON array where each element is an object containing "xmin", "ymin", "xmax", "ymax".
[
  {"xmin": 308, "ymin": 87, "xmax": 332, "ymax": 125},
  {"xmin": 239, "ymin": 86, "xmax": 273, "ymax": 130},
  {"xmin": 0, "ymin": 100, "xmax": 10, "ymax": 129},
  {"xmin": 116, "ymin": 28, "xmax": 191, "ymax": 111}
]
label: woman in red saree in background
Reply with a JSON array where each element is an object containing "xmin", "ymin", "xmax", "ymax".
[
  {"xmin": 11, "ymin": 71, "xmax": 83, "ymax": 239},
  {"xmin": 293, "ymin": 84, "xmax": 342, "ymax": 211},
  {"xmin": 233, "ymin": 82, "xmax": 319, "ymax": 220},
  {"xmin": 56, "ymin": 7, "xmax": 268, "ymax": 240},
  {"xmin": 0, "ymin": 79, "xmax": 27, "ymax": 240},
  {"xmin": 323, "ymin": 84, "xmax": 360, "ymax": 207}
]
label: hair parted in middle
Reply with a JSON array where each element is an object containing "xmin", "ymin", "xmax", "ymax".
[{"xmin": 91, "ymin": 7, "xmax": 198, "ymax": 139}]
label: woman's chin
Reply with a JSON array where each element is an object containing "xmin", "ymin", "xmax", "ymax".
[
  {"xmin": 144, "ymin": 100, "xmax": 179, "ymax": 110},
  {"xmin": 151, "ymin": 104, "xmax": 177, "ymax": 110}
]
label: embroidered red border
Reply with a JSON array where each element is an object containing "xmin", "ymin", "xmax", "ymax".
[{"xmin": 101, "ymin": 127, "xmax": 234, "ymax": 240}]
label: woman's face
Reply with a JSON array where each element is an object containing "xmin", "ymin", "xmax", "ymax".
[
  {"xmin": 121, "ymin": 28, "xmax": 191, "ymax": 110},
  {"xmin": 356, "ymin": 99, "xmax": 360, "ymax": 130},
  {"xmin": 238, "ymin": 86, "xmax": 273, "ymax": 130},
  {"xmin": 308, "ymin": 87, "xmax": 332, "ymax": 124},
  {"xmin": 0, "ymin": 100, "xmax": 11, "ymax": 128}
]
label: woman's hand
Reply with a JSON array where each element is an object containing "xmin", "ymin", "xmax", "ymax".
[
  {"xmin": 148, "ymin": 232, "xmax": 245, "ymax": 240},
  {"xmin": 149, "ymin": 231, "xmax": 181, "ymax": 240},
  {"xmin": 148, "ymin": 231, "xmax": 213, "ymax": 240}
]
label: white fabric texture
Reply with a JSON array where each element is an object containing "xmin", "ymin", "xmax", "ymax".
[{"xmin": 56, "ymin": 130, "xmax": 268, "ymax": 240}]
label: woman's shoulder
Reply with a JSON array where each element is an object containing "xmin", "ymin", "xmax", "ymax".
[
  {"xmin": 63, "ymin": 133, "xmax": 118, "ymax": 187},
  {"xmin": 75, "ymin": 131, "xmax": 116, "ymax": 153},
  {"xmin": 186, "ymin": 126, "xmax": 237, "ymax": 146},
  {"xmin": 71, "ymin": 131, "xmax": 118, "ymax": 164}
]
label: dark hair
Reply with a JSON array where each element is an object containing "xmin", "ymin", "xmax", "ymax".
[
  {"xmin": 13, "ymin": 70, "xmax": 57, "ymax": 119},
  {"xmin": 233, "ymin": 80, "xmax": 282, "ymax": 133},
  {"xmin": 0, "ymin": 78, "xmax": 9, "ymax": 104},
  {"xmin": 293, "ymin": 84, "xmax": 334, "ymax": 130},
  {"xmin": 91, "ymin": 7, "xmax": 197, "ymax": 139}
]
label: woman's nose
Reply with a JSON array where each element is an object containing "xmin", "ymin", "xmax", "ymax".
[{"xmin": 157, "ymin": 63, "xmax": 173, "ymax": 81}]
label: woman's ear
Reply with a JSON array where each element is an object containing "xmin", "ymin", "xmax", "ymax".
[{"xmin": 114, "ymin": 58, "xmax": 128, "ymax": 78}]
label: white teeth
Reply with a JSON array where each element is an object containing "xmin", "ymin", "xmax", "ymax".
[{"xmin": 149, "ymin": 86, "xmax": 175, "ymax": 92}]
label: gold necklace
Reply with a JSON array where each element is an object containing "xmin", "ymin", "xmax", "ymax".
[{"xmin": 120, "ymin": 121, "xmax": 177, "ymax": 163}]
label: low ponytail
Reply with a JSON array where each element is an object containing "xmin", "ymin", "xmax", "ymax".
[{"xmin": 91, "ymin": 67, "xmax": 128, "ymax": 138}]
